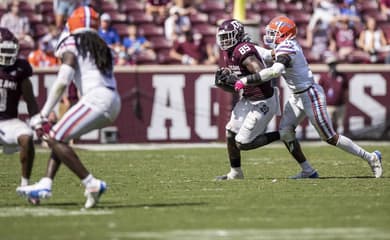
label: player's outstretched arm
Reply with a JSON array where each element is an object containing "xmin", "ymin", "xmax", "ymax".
[
  {"xmin": 234, "ymin": 54, "xmax": 290, "ymax": 91},
  {"xmin": 21, "ymin": 78, "xmax": 39, "ymax": 117},
  {"xmin": 40, "ymin": 52, "xmax": 76, "ymax": 118}
]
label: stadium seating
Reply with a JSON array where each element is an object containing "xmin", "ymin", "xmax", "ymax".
[
  {"xmin": 101, "ymin": 1, "xmax": 118, "ymax": 13},
  {"xmin": 18, "ymin": 1, "xmax": 35, "ymax": 14},
  {"xmin": 208, "ymin": 11, "xmax": 231, "ymax": 25},
  {"xmin": 107, "ymin": 12, "xmax": 127, "ymax": 24},
  {"xmin": 112, "ymin": 23, "xmax": 129, "ymax": 38},
  {"xmin": 192, "ymin": 24, "xmax": 216, "ymax": 38},
  {"xmin": 198, "ymin": 0, "xmax": 226, "ymax": 14},
  {"xmin": 127, "ymin": 12, "xmax": 153, "ymax": 25},
  {"xmin": 149, "ymin": 36, "xmax": 172, "ymax": 51},
  {"xmin": 19, "ymin": 41, "xmax": 34, "ymax": 59},
  {"xmin": 35, "ymin": 0, "xmax": 53, "ymax": 15},
  {"xmin": 120, "ymin": 0, "xmax": 144, "ymax": 14},
  {"xmin": 32, "ymin": 23, "xmax": 49, "ymax": 39},
  {"xmin": 1, "ymin": 0, "xmax": 387, "ymax": 65},
  {"xmin": 157, "ymin": 49, "xmax": 181, "ymax": 64},
  {"xmin": 189, "ymin": 12, "xmax": 208, "ymax": 25},
  {"xmin": 251, "ymin": 1, "xmax": 278, "ymax": 13},
  {"xmin": 138, "ymin": 24, "xmax": 164, "ymax": 38}
]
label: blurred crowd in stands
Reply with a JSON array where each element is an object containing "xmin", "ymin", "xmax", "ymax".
[{"xmin": 1, "ymin": 0, "xmax": 390, "ymax": 66}]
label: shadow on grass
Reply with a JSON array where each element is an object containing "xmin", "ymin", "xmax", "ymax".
[
  {"xmin": 1, "ymin": 201, "xmax": 208, "ymax": 209},
  {"xmin": 317, "ymin": 176, "xmax": 388, "ymax": 179},
  {"xmin": 97, "ymin": 201, "xmax": 208, "ymax": 209},
  {"xmin": 253, "ymin": 175, "xmax": 388, "ymax": 180}
]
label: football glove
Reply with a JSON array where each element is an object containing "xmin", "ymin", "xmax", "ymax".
[
  {"xmin": 29, "ymin": 114, "xmax": 52, "ymax": 140},
  {"xmin": 234, "ymin": 80, "xmax": 245, "ymax": 91},
  {"xmin": 215, "ymin": 67, "xmax": 238, "ymax": 92}
]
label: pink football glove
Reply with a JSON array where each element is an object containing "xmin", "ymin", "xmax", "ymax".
[
  {"xmin": 35, "ymin": 122, "xmax": 52, "ymax": 139},
  {"xmin": 234, "ymin": 80, "xmax": 245, "ymax": 91}
]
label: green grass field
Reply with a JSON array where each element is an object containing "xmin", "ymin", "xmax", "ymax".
[{"xmin": 0, "ymin": 143, "xmax": 389, "ymax": 240}]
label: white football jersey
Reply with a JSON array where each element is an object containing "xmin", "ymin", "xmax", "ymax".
[
  {"xmin": 274, "ymin": 39, "xmax": 314, "ymax": 93},
  {"xmin": 254, "ymin": 45, "xmax": 274, "ymax": 67},
  {"xmin": 55, "ymin": 35, "xmax": 117, "ymax": 95}
]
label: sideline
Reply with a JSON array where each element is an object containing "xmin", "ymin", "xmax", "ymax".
[{"xmin": 72, "ymin": 141, "xmax": 390, "ymax": 151}]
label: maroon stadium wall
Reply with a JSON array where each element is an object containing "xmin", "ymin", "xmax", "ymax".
[{"xmin": 25, "ymin": 65, "xmax": 389, "ymax": 143}]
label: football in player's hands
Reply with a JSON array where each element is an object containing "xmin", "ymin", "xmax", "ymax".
[{"xmin": 215, "ymin": 67, "xmax": 238, "ymax": 85}]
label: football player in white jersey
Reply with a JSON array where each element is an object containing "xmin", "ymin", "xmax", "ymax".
[
  {"xmin": 17, "ymin": 6, "xmax": 121, "ymax": 208},
  {"xmin": 235, "ymin": 16, "xmax": 383, "ymax": 178}
]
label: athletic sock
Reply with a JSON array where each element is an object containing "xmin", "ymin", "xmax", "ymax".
[
  {"xmin": 336, "ymin": 135, "xmax": 373, "ymax": 162},
  {"xmin": 82, "ymin": 174, "xmax": 94, "ymax": 187},
  {"xmin": 300, "ymin": 161, "xmax": 314, "ymax": 172},
  {"xmin": 39, "ymin": 177, "xmax": 53, "ymax": 189},
  {"xmin": 230, "ymin": 167, "xmax": 242, "ymax": 174},
  {"xmin": 82, "ymin": 174, "xmax": 100, "ymax": 189},
  {"xmin": 20, "ymin": 177, "xmax": 29, "ymax": 187}
]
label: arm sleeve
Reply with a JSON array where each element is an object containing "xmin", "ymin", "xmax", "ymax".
[
  {"xmin": 40, "ymin": 64, "xmax": 75, "ymax": 117},
  {"xmin": 259, "ymin": 62, "xmax": 285, "ymax": 80}
]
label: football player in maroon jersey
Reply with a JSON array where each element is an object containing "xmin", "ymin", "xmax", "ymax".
[
  {"xmin": 214, "ymin": 19, "xmax": 280, "ymax": 180},
  {"xmin": 0, "ymin": 27, "xmax": 39, "ymax": 192}
]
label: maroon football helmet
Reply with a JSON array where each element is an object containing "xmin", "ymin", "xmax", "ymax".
[
  {"xmin": 0, "ymin": 27, "xmax": 19, "ymax": 66},
  {"xmin": 216, "ymin": 19, "xmax": 245, "ymax": 51}
]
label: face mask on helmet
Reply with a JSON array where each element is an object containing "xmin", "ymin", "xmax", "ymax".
[
  {"xmin": 217, "ymin": 30, "xmax": 238, "ymax": 51},
  {"xmin": 0, "ymin": 40, "xmax": 19, "ymax": 66},
  {"xmin": 216, "ymin": 19, "xmax": 244, "ymax": 51},
  {"xmin": 263, "ymin": 27, "xmax": 278, "ymax": 49}
]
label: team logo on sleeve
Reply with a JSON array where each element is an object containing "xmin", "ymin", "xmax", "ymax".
[{"xmin": 259, "ymin": 103, "xmax": 269, "ymax": 114}]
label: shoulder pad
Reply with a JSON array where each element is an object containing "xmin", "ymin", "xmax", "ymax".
[
  {"xmin": 275, "ymin": 40, "xmax": 296, "ymax": 57},
  {"xmin": 14, "ymin": 59, "xmax": 33, "ymax": 78},
  {"xmin": 55, "ymin": 35, "xmax": 77, "ymax": 58}
]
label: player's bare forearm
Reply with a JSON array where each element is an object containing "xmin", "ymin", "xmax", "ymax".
[{"xmin": 21, "ymin": 78, "xmax": 39, "ymax": 116}]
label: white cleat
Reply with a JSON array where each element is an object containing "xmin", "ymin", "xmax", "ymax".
[
  {"xmin": 216, "ymin": 169, "xmax": 244, "ymax": 180},
  {"xmin": 370, "ymin": 151, "xmax": 383, "ymax": 178},
  {"xmin": 84, "ymin": 180, "xmax": 107, "ymax": 209},
  {"xmin": 289, "ymin": 169, "xmax": 319, "ymax": 179},
  {"xmin": 16, "ymin": 183, "xmax": 52, "ymax": 200}
]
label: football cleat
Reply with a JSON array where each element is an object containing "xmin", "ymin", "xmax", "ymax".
[
  {"xmin": 289, "ymin": 169, "xmax": 319, "ymax": 179},
  {"xmin": 369, "ymin": 150, "xmax": 383, "ymax": 178},
  {"xmin": 84, "ymin": 180, "xmax": 107, "ymax": 209},
  {"xmin": 215, "ymin": 169, "xmax": 244, "ymax": 180},
  {"xmin": 16, "ymin": 183, "xmax": 52, "ymax": 199}
]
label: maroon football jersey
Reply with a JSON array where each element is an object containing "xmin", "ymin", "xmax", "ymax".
[
  {"xmin": 222, "ymin": 42, "xmax": 273, "ymax": 101},
  {"xmin": 0, "ymin": 59, "xmax": 33, "ymax": 120}
]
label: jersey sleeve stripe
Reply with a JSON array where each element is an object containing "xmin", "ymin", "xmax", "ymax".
[{"xmin": 276, "ymin": 50, "xmax": 296, "ymax": 55}]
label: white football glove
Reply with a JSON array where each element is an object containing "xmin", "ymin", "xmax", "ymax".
[
  {"xmin": 29, "ymin": 114, "xmax": 52, "ymax": 140},
  {"xmin": 29, "ymin": 114, "xmax": 48, "ymax": 129}
]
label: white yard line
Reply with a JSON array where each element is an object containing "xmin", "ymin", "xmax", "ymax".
[
  {"xmin": 73, "ymin": 141, "xmax": 390, "ymax": 151},
  {"xmin": 0, "ymin": 207, "xmax": 113, "ymax": 217},
  {"xmin": 111, "ymin": 228, "xmax": 390, "ymax": 240}
]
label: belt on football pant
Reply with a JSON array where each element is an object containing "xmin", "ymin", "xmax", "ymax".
[{"xmin": 294, "ymin": 85, "xmax": 313, "ymax": 94}]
